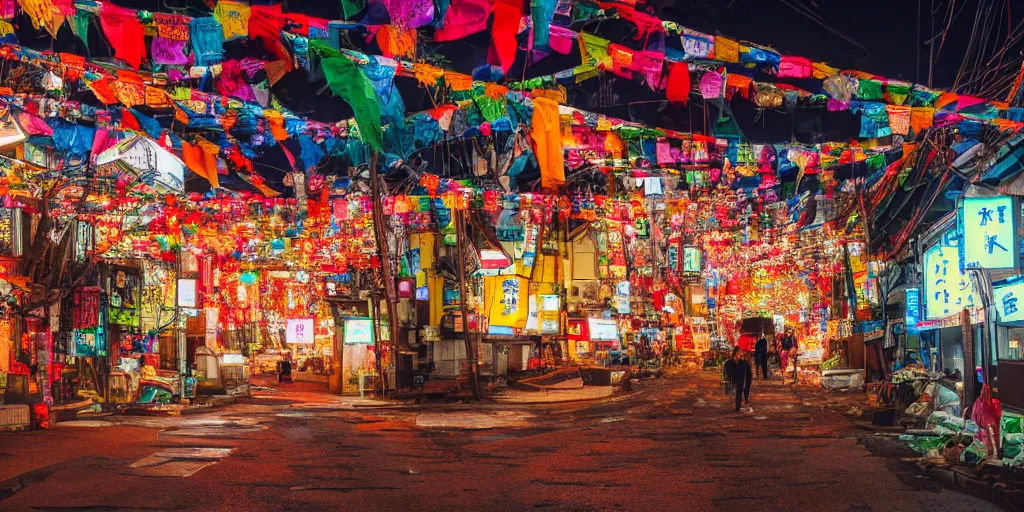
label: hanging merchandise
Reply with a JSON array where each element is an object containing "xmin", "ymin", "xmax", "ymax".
[
  {"xmin": 99, "ymin": 4, "xmax": 147, "ymax": 69},
  {"xmin": 531, "ymin": 97, "xmax": 565, "ymax": 190}
]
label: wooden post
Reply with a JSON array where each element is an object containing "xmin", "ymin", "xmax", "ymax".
[
  {"xmin": 455, "ymin": 209, "xmax": 481, "ymax": 399},
  {"xmin": 369, "ymin": 154, "xmax": 401, "ymax": 395},
  {"xmin": 962, "ymin": 308, "xmax": 976, "ymax": 413}
]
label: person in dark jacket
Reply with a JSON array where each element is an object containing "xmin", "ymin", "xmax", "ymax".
[
  {"xmin": 731, "ymin": 349, "xmax": 753, "ymax": 411},
  {"xmin": 723, "ymin": 348, "xmax": 739, "ymax": 395},
  {"xmin": 278, "ymin": 357, "xmax": 292, "ymax": 383},
  {"xmin": 754, "ymin": 335, "xmax": 769, "ymax": 379}
]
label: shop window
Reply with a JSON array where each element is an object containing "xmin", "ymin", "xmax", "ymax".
[
  {"xmin": 1001, "ymin": 327, "xmax": 1024, "ymax": 361},
  {"xmin": 571, "ymin": 235, "xmax": 597, "ymax": 280}
]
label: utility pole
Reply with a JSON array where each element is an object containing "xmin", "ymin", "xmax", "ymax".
[
  {"xmin": 175, "ymin": 249, "xmax": 187, "ymax": 399},
  {"xmin": 369, "ymin": 154, "xmax": 400, "ymax": 396},
  {"xmin": 454, "ymin": 208, "xmax": 481, "ymax": 399}
]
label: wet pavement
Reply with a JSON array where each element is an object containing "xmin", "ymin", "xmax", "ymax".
[{"xmin": 0, "ymin": 369, "xmax": 1002, "ymax": 511}]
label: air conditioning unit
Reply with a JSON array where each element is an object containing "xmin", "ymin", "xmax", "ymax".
[{"xmin": 0, "ymin": 404, "xmax": 30, "ymax": 432}]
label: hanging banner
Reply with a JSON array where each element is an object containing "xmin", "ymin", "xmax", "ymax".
[
  {"xmin": 960, "ymin": 196, "xmax": 1018, "ymax": 270},
  {"xmin": 922, "ymin": 235, "xmax": 979, "ymax": 320},
  {"xmin": 205, "ymin": 307, "xmax": 218, "ymax": 348}
]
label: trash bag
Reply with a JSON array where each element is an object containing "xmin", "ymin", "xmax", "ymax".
[
  {"xmin": 1002, "ymin": 414, "xmax": 1023, "ymax": 435},
  {"xmin": 927, "ymin": 411, "xmax": 977, "ymax": 435},
  {"xmin": 961, "ymin": 437, "xmax": 988, "ymax": 466},
  {"xmin": 901, "ymin": 433, "xmax": 953, "ymax": 454},
  {"xmin": 1002, "ymin": 433, "xmax": 1024, "ymax": 460},
  {"xmin": 970, "ymin": 384, "xmax": 1002, "ymax": 459},
  {"xmin": 934, "ymin": 384, "xmax": 961, "ymax": 416}
]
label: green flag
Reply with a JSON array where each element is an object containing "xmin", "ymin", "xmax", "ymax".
[
  {"xmin": 341, "ymin": 0, "xmax": 366, "ymax": 20},
  {"xmin": 321, "ymin": 57, "xmax": 385, "ymax": 153}
]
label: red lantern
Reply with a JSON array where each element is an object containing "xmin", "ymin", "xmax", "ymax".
[
  {"xmin": 483, "ymin": 190, "xmax": 499, "ymax": 212},
  {"xmin": 420, "ymin": 173, "xmax": 440, "ymax": 197}
]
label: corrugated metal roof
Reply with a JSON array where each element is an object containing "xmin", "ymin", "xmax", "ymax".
[{"xmin": 1000, "ymin": 169, "xmax": 1024, "ymax": 196}]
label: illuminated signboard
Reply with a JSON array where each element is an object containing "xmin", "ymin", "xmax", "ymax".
[
  {"xmin": 588, "ymin": 318, "xmax": 619, "ymax": 341},
  {"xmin": 343, "ymin": 318, "xmax": 374, "ymax": 345},
  {"xmin": 904, "ymin": 288, "xmax": 921, "ymax": 334},
  {"xmin": 286, "ymin": 318, "xmax": 315, "ymax": 344},
  {"xmin": 994, "ymin": 278, "xmax": 1024, "ymax": 323},
  {"xmin": 176, "ymin": 279, "xmax": 197, "ymax": 308},
  {"xmin": 960, "ymin": 196, "xmax": 1018, "ymax": 269},
  {"xmin": 923, "ymin": 236, "xmax": 979, "ymax": 320},
  {"xmin": 683, "ymin": 247, "xmax": 702, "ymax": 272}
]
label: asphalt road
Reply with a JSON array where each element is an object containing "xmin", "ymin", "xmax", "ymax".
[{"xmin": 0, "ymin": 369, "xmax": 1000, "ymax": 512}]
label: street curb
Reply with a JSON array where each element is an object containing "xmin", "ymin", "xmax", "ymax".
[{"xmin": 347, "ymin": 390, "xmax": 641, "ymax": 410}]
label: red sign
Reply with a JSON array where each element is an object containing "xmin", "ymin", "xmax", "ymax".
[{"xmin": 567, "ymin": 319, "xmax": 590, "ymax": 341}]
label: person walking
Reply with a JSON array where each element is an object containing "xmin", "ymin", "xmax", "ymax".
[
  {"xmin": 780, "ymin": 330, "xmax": 795, "ymax": 382},
  {"xmin": 730, "ymin": 349, "xmax": 753, "ymax": 411},
  {"xmin": 754, "ymin": 334, "xmax": 769, "ymax": 379},
  {"xmin": 723, "ymin": 347, "xmax": 738, "ymax": 396}
]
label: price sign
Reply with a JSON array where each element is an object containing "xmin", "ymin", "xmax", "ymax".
[{"xmin": 286, "ymin": 318, "xmax": 314, "ymax": 344}]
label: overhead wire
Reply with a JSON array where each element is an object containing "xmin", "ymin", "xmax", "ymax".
[{"xmin": 777, "ymin": 0, "xmax": 870, "ymax": 58}]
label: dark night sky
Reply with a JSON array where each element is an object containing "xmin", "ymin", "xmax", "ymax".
[
  {"xmin": 33, "ymin": 0, "xmax": 1024, "ymax": 92},
  {"xmin": 661, "ymin": 0, "xmax": 1024, "ymax": 92},
  {"xmin": 12, "ymin": 0, "xmax": 1023, "ymax": 195}
]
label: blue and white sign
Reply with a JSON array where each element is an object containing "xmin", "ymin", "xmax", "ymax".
[
  {"xmin": 994, "ymin": 277, "xmax": 1024, "ymax": 323},
  {"xmin": 961, "ymin": 196, "xmax": 1018, "ymax": 270},
  {"xmin": 905, "ymin": 288, "xmax": 921, "ymax": 334},
  {"xmin": 923, "ymin": 237, "xmax": 979, "ymax": 320}
]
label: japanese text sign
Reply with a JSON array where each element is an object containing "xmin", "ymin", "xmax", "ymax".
[
  {"xmin": 961, "ymin": 196, "xmax": 1017, "ymax": 270},
  {"xmin": 923, "ymin": 237, "xmax": 979, "ymax": 320},
  {"xmin": 905, "ymin": 288, "xmax": 921, "ymax": 334},
  {"xmin": 994, "ymin": 278, "xmax": 1024, "ymax": 323}
]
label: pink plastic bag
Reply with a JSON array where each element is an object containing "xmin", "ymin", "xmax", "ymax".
[{"xmin": 970, "ymin": 384, "xmax": 1001, "ymax": 459}]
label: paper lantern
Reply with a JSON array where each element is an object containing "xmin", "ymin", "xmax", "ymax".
[
  {"xmin": 397, "ymin": 279, "xmax": 414, "ymax": 298},
  {"xmin": 420, "ymin": 174, "xmax": 440, "ymax": 196}
]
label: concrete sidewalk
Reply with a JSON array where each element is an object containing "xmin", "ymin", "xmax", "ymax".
[{"xmin": 491, "ymin": 385, "xmax": 615, "ymax": 404}]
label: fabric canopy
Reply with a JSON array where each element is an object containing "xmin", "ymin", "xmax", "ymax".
[{"xmin": 321, "ymin": 57, "xmax": 386, "ymax": 153}]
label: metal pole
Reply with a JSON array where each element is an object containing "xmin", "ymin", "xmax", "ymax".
[
  {"xmin": 176, "ymin": 250, "xmax": 187, "ymax": 399},
  {"xmin": 967, "ymin": 268, "xmax": 993, "ymax": 386},
  {"xmin": 328, "ymin": 303, "xmax": 344, "ymax": 394},
  {"xmin": 370, "ymin": 293, "xmax": 383, "ymax": 396},
  {"xmin": 455, "ymin": 209, "xmax": 481, "ymax": 399},
  {"xmin": 962, "ymin": 308, "xmax": 976, "ymax": 413}
]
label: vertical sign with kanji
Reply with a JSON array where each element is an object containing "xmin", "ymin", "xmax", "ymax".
[
  {"xmin": 961, "ymin": 196, "xmax": 1018, "ymax": 270},
  {"xmin": 923, "ymin": 235, "xmax": 979, "ymax": 320}
]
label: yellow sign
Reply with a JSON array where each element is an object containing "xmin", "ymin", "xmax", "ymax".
[{"xmin": 484, "ymin": 275, "xmax": 529, "ymax": 328}]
